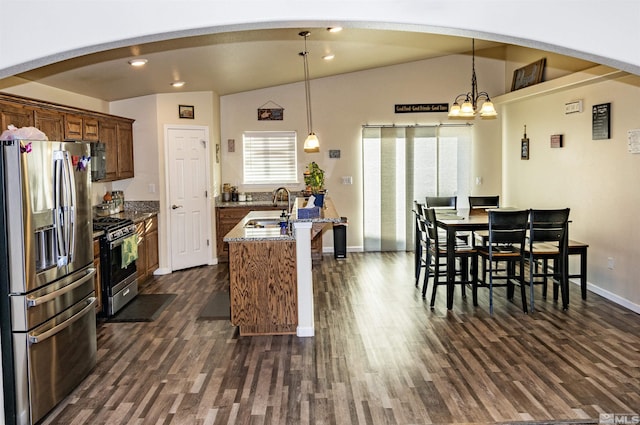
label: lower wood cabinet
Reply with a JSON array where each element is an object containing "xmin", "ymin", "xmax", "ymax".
[
  {"xmin": 228, "ymin": 240, "xmax": 297, "ymax": 336},
  {"xmin": 216, "ymin": 206, "xmax": 282, "ymax": 262},
  {"xmin": 135, "ymin": 215, "xmax": 159, "ymax": 283},
  {"xmin": 92, "ymin": 238, "xmax": 103, "ymax": 314}
]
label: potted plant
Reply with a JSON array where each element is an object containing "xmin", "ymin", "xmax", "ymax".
[{"xmin": 303, "ymin": 161, "xmax": 326, "ymax": 206}]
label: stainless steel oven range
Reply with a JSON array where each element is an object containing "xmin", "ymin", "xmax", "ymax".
[{"xmin": 93, "ymin": 216, "xmax": 139, "ymax": 316}]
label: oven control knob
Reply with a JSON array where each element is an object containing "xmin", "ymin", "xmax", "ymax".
[{"xmin": 172, "ymin": 204, "xmax": 183, "ymax": 210}]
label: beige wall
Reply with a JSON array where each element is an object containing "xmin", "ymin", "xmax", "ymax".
[
  {"xmin": 221, "ymin": 54, "xmax": 506, "ymax": 250},
  {"xmin": 501, "ymin": 72, "xmax": 640, "ymax": 311},
  {"xmin": 111, "ymin": 91, "xmax": 219, "ymax": 272}
]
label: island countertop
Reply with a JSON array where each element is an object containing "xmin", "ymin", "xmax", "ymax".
[
  {"xmin": 223, "ymin": 210, "xmax": 294, "ymax": 242},
  {"xmin": 223, "ymin": 197, "xmax": 340, "ymax": 242}
]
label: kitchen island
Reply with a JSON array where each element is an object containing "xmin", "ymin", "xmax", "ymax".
[{"xmin": 224, "ymin": 198, "xmax": 341, "ymax": 337}]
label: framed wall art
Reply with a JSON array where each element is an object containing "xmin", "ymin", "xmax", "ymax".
[
  {"xmin": 511, "ymin": 58, "xmax": 546, "ymax": 91},
  {"xmin": 592, "ymin": 103, "xmax": 610, "ymax": 140},
  {"xmin": 521, "ymin": 125, "xmax": 529, "ymax": 160},
  {"xmin": 179, "ymin": 105, "xmax": 194, "ymax": 119}
]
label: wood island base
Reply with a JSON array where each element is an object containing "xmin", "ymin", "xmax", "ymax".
[{"xmin": 228, "ymin": 240, "xmax": 298, "ymax": 336}]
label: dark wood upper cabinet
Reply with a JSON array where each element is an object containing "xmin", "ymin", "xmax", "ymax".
[
  {"xmin": 0, "ymin": 101, "xmax": 35, "ymax": 130},
  {"xmin": 35, "ymin": 109, "xmax": 65, "ymax": 141},
  {"xmin": 0, "ymin": 92, "xmax": 134, "ymax": 181}
]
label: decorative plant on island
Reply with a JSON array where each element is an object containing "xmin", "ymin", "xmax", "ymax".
[{"xmin": 303, "ymin": 161, "xmax": 325, "ymax": 194}]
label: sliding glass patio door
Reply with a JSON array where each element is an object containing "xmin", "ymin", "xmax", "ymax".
[{"xmin": 362, "ymin": 125, "xmax": 471, "ymax": 251}]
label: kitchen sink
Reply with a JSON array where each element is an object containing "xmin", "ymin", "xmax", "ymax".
[{"xmin": 244, "ymin": 218, "xmax": 283, "ymax": 229}]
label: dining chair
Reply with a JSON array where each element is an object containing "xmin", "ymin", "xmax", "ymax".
[
  {"xmin": 468, "ymin": 195, "xmax": 500, "ymax": 279},
  {"xmin": 475, "ymin": 209, "xmax": 529, "ymax": 314},
  {"xmin": 468, "ymin": 195, "xmax": 500, "ymax": 216},
  {"xmin": 525, "ymin": 208, "xmax": 571, "ymax": 312},
  {"xmin": 426, "ymin": 196, "xmax": 457, "ymax": 209},
  {"xmin": 413, "ymin": 201, "xmax": 428, "ymax": 287},
  {"xmin": 421, "ymin": 207, "xmax": 477, "ymax": 308}
]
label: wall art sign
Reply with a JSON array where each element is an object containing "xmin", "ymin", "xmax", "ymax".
[
  {"xmin": 627, "ymin": 129, "xmax": 640, "ymax": 153},
  {"xmin": 394, "ymin": 103, "xmax": 449, "ymax": 113},
  {"xmin": 521, "ymin": 125, "xmax": 529, "ymax": 160},
  {"xmin": 511, "ymin": 58, "xmax": 546, "ymax": 91},
  {"xmin": 550, "ymin": 134, "xmax": 563, "ymax": 148},
  {"xmin": 257, "ymin": 101, "xmax": 284, "ymax": 120},
  {"xmin": 592, "ymin": 103, "xmax": 611, "ymax": 140},
  {"xmin": 179, "ymin": 105, "xmax": 194, "ymax": 119}
]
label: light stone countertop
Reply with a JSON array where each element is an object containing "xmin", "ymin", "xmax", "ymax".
[
  {"xmin": 223, "ymin": 197, "xmax": 341, "ymax": 242},
  {"xmin": 223, "ymin": 210, "xmax": 294, "ymax": 242}
]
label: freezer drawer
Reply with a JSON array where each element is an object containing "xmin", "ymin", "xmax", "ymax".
[
  {"xmin": 10, "ymin": 266, "xmax": 96, "ymax": 332},
  {"xmin": 13, "ymin": 294, "xmax": 97, "ymax": 425}
]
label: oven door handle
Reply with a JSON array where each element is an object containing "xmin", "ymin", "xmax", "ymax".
[
  {"xmin": 28, "ymin": 297, "xmax": 96, "ymax": 344},
  {"xmin": 27, "ymin": 268, "xmax": 96, "ymax": 307},
  {"xmin": 110, "ymin": 234, "xmax": 137, "ymax": 250}
]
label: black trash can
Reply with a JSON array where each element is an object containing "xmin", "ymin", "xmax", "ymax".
[{"xmin": 333, "ymin": 217, "xmax": 348, "ymax": 259}]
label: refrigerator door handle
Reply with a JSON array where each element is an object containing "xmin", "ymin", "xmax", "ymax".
[
  {"xmin": 53, "ymin": 151, "xmax": 68, "ymax": 267},
  {"xmin": 28, "ymin": 297, "xmax": 96, "ymax": 344},
  {"xmin": 62, "ymin": 150, "xmax": 77, "ymax": 262},
  {"xmin": 27, "ymin": 268, "xmax": 96, "ymax": 307}
]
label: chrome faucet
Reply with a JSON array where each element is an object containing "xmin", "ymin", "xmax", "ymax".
[{"xmin": 272, "ymin": 187, "xmax": 292, "ymax": 213}]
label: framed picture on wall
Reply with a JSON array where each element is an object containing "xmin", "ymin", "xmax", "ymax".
[
  {"xmin": 521, "ymin": 137, "xmax": 530, "ymax": 160},
  {"xmin": 179, "ymin": 105, "xmax": 195, "ymax": 119},
  {"xmin": 511, "ymin": 58, "xmax": 546, "ymax": 91}
]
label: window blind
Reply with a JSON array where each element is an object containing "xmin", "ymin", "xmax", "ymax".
[
  {"xmin": 243, "ymin": 131, "xmax": 298, "ymax": 184},
  {"xmin": 363, "ymin": 125, "xmax": 471, "ymax": 252}
]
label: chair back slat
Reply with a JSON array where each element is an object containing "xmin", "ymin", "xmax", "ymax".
[
  {"xmin": 426, "ymin": 196, "xmax": 457, "ymax": 209},
  {"xmin": 423, "ymin": 207, "xmax": 440, "ymax": 245},
  {"xmin": 488, "ymin": 209, "xmax": 529, "ymax": 246},
  {"xmin": 469, "ymin": 196, "xmax": 500, "ymax": 208},
  {"xmin": 529, "ymin": 208, "xmax": 570, "ymax": 244}
]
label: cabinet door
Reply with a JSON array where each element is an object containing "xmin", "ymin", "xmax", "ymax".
[
  {"xmin": 135, "ymin": 221, "xmax": 147, "ymax": 283},
  {"xmin": 83, "ymin": 117, "xmax": 99, "ymax": 141},
  {"xmin": 216, "ymin": 207, "xmax": 252, "ymax": 262},
  {"xmin": 34, "ymin": 109, "xmax": 64, "ymax": 141},
  {"xmin": 216, "ymin": 206, "xmax": 282, "ymax": 262},
  {"xmin": 0, "ymin": 101, "xmax": 34, "ymax": 130},
  {"xmin": 145, "ymin": 218, "xmax": 159, "ymax": 276},
  {"xmin": 116, "ymin": 120, "xmax": 134, "ymax": 179},
  {"xmin": 99, "ymin": 119, "xmax": 118, "ymax": 181},
  {"xmin": 65, "ymin": 114, "xmax": 84, "ymax": 140}
]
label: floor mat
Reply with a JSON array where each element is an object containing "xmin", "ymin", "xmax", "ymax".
[
  {"xmin": 198, "ymin": 291, "xmax": 230, "ymax": 320},
  {"xmin": 108, "ymin": 293, "xmax": 176, "ymax": 322}
]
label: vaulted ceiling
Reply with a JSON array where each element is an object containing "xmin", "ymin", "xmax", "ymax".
[{"xmin": 15, "ymin": 28, "xmax": 508, "ymax": 101}]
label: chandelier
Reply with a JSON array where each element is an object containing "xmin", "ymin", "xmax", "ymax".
[
  {"xmin": 299, "ymin": 31, "xmax": 320, "ymax": 153},
  {"xmin": 448, "ymin": 39, "xmax": 497, "ymax": 120}
]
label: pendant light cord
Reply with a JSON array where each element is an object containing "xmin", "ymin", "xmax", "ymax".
[{"xmin": 301, "ymin": 33, "xmax": 313, "ymax": 135}]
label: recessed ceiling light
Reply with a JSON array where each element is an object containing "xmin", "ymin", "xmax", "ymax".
[
  {"xmin": 171, "ymin": 81, "xmax": 185, "ymax": 88},
  {"xmin": 323, "ymin": 54, "xmax": 335, "ymax": 61},
  {"xmin": 128, "ymin": 58, "xmax": 148, "ymax": 67},
  {"xmin": 327, "ymin": 27, "xmax": 342, "ymax": 33}
]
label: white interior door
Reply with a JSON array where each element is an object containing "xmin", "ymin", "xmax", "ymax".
[{"xmin": 167, "ymin": 126, "xmax": 211, "ymax": 271}]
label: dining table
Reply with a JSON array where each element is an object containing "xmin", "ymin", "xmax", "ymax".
[
  {"xmin": 435, "ymin": 208, "xmax": 571, "ymax": 311},
  {"xmin": 435, "ymin": 209, "xmax": 489, "ymax": 310}
]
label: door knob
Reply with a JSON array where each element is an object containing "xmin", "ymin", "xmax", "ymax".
[{"xmin": 172, "ymin": 204, "xmax": 183, "ymax": 210}]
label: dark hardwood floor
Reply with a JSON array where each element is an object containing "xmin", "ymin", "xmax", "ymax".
[{"xmin": 42, "ymin": 252, "xmax": 639, "ymax": 425}]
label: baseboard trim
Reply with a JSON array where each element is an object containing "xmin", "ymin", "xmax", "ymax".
[{"xmin": 577, "ymin": 280, "xmax": 640, "ymax": 314}]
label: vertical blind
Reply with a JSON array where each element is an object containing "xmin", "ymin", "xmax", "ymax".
[
  {"xmin": 362, "ymin": 125, "xmax": 471, "ymax": 251},
  {"xmin": 243, "ymin": 131, "xmax": 298, "ymax": 184}
]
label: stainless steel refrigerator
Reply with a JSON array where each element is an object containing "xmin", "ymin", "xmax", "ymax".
[{"xmin": 0, "ymin": 139, "xmax": 97, "ymax": 425}]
